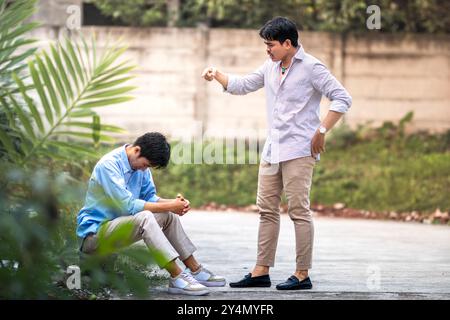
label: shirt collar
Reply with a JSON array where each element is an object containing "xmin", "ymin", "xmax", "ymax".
[
  {"xmin": 120, "ymin": 144, "xmax": 134, "ymax": 173},
  {"xmin": 293, "ymin": 45, "xmax": 306, "ymax": 61},
  {"xmin": 277, "ymin": 45, "xmax": 305, "ymax": 68}
]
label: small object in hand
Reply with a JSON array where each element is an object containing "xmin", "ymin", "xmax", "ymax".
[{"xmin": 176, "ymin": 193, "xmax": 184, "ymax": 201}]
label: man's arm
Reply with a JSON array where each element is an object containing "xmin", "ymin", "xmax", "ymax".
[
  {"xmin": 139, "ymin": 171, "xmax": 189, "ymax": 215},
  {"xmin": 311, "ymin": 110, "xmax": 344, "ymax": 155},
  {"xmin": 156, "ymin": 194, "xmax": 191, "ymax": 216},
  {"xmin": 202, "ymin": 67, "xmax": 229, "ymax": 89},
  {"xmin": 143, "ymin": 198, "xmax": 186, "ymax": 215},
  {"xmin": 310, "ymin": 63, "xmax": 352, "ymax": 156},
  {"xmin": 201, "ymin": 62, "xmax": 267, "ymax": 95},
  {"xmin": 96, "ymin": 164, "xmax": 147, "ymax": 215}
]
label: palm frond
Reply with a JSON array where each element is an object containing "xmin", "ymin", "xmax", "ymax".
[
  {"xmin": 0, "ymin": 0, "xmax": 39, "ymax": 96},
  {"xmin": 0, "ymin": 34, "xmax": 136, "ymax": 167}
]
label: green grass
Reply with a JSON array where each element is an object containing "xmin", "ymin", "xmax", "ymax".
[
  {"xmin": 311, "ymin": 139, "xmax": 450, "ymax": 213},
  {"xmin": 152, "ymin": 126, "xmax": 450, "ymax": 214}
]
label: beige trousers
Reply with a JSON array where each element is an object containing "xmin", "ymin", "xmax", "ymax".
[
  {"xmin": 256, "ymin": 156, "xmax": 316, "ymax": 270},
  {"xmin": 81, "ymin": 210, "xmax": 196, "ymax": 268}
]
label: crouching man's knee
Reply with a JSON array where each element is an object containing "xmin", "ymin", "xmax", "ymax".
[{"xmin": 135, "ymin": 210, "xmax": 159, "ymax": 229}]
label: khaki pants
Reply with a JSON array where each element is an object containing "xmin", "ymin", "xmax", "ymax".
[
  {"xmin": 256, "ymin": 156, "xmax": 316, "ymax": 270},
  {"xmin": 81, "ymin": 211, "xmax": 196, "ymax": 268}
]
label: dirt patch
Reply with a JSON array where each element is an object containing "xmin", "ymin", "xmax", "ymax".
[{"xmin": 196, "ymin": 202, "xmax": 450, "ymax": 226}]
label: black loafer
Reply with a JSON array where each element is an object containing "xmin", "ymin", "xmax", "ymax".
[
  {"xmin": 276, "ymin": 275, "xmax": 313, "ymax": 290},
  {"xmin": 229, "ymin": 273, "xmax": 271, "ymax": 288}
]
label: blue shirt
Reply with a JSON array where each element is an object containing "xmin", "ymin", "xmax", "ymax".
[
  {"xmin": 76, "ymin": 145, "xmax": 160, "ymax": 238},
  {"xmin": 226, "ymin": 45, "xmax": 352, "ymax": 163}
]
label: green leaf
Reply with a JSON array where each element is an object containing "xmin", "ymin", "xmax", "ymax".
[
  {"xmin": 45, "ymin": 140, "xmax": 99, "ymax": 158},
  {"xmin": 100, "ymin": 65, "xmax": 136, "ymax": 82},
  {"xmin": 12, "ymin": 73, "xmax": 44, "ymax": 133},
  {"xmin": 93, "ymin": 60, "xmax": 135, "ymax": 83},
  {"xmin": 8, "ymin": 93, "xmax": 36, "ymax": 141},
  {"xmin": 91, "ymin": 35, "xmax": 97, "ymax": 72},
  {"xmin": 0, "ymin": 48, "xmax": 36, "ymax": 73},
  {"xmin": 63, "ymin": 121, "xmax": 126, "ymax": 133},
  {"xmin": 0, "ymin": 84, "xmax": 34, "ymax": 100},
  {"xmin": 83, "ymin": 86, "xmax": 137, "ymax": 100},
  {"xmin": 54, "ymin": 131, "xmax": 116, "ymax": 142},
  {"xmin": 88, "ymin": 76, "xmax": 134, "ymax": 91},
  {"xmin": 69, "ymin": 109, "xmax": 97, "ymax": 118},
  {"xmin": 0, "ymin": 96, "xmax": 18, "ymax": 129},
  {"xmin": 29, "ymin": 59, "xmax": 53, "ymax": 125},
  {"xmin": 35, "ymin": 54, "xmax": 61, "ymax": 118},
  {"xmin": 65, "ymin": 37, "xmax": 85, "ymax": 86},
  {"xmin": 94, "ymin": 45, "xmax": 128, "ymax": 76},
  {"xmin": 97, "ymin": 222, "xmax": 135, "ymax": 256},
  {"xmin": 59, "ymin": 44, "xmax": 80, "ymax": 92},
  {"xmin": 43, "ymin": 51, "xmax": 68, "ymax": 106},
  {"xmin": 50, "ymin": 44, "xmax": 73, "ymax": 99},
  {"xmin": 17, "ymin": 132, "xmax": 32, "ymax": 155},
  {"xmin": 77, "ymin": 96, "xmax": 134, "ymax": 108},
  {"xmin": 0, "ymin": 22, "xmax": 40, "ymax": 43},
  {"xmin": 81, "ymin": 36, "xmax": 92, "ymax": 75},
  {"xmin": 75, "ymin": 37, "xmax": 90, "ymax": 84},
  {"xmin": 92, "ymin": 114, "xmax": 100, "ymax": 144},
  {"xmin": 0, "ymin": 4, "xmax": 36, "ymax": 32},
  {"xmin": 0, "ymin": 126, "xmax": 18, "ymax": 159},
  {"xmin": 0, "ymin": 39, "xmax": 36, "ymax": 58},
  {"xmin": 0, "ymin": 63, "xmax": 28, "ymax": 78}
]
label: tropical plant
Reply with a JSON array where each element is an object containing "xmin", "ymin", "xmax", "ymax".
[
  {"xmin": 0, "ymin": 1, "xmax": 137, "ymax": 168},
  {"xmin": 0, "ymin": 0, "xmax": 38, "ymax": 98},
  {"xmin": 0, "ymin": 0, "xmax": 161, "ymax": 299},
  {"xmin": 0, "ymin": 36, "xmax": 136, "ymax": 167},
  {"xmin": 0, "ymin": 0, "xmax": 39, "ymax": 160},
  {"xmin": 0, "ymin": 164, "xmax": 160, "ymax": 299}
]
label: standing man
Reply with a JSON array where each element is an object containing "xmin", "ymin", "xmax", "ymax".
[
  {"xmin": 202, "ymin": 17, "xmax": 352, "ymax": 290},
  {"xmin": 77, "ymin": 132, "xmax": 226, "ymax": 295}
]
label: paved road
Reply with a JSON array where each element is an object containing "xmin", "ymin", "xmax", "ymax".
[{"xmin": 150, "ymin": 210, "xmax": 450, "ymax": 300}]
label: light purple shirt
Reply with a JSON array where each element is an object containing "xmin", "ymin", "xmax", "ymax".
[{"xmin": 225, "ymin": 45, "xmax": 352, "ymax": 163}]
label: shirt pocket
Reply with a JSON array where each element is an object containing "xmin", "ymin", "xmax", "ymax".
[{"xmin": 284, "ymin": 78, "xmax": 311, "ymax": 102}]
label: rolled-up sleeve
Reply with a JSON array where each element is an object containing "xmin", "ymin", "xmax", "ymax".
[
  {"xmin": 95, "ymin": 164, "xmax": 145, "ymax": 215},
  {"xmin": 311, "ymin": 63, "xmax": 352, "ymax": 113},
  {"xmin": 225, "ymin": 61, "xmax": 267, "ymax": 95},
  {"xmin": 140, "ymin": 169, "xmax": 160, "ymax": 203}
]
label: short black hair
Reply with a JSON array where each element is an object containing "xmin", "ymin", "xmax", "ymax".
[
  {"xmin": 132, "ymin": 132, "xmax": 171, "ymax": 169},
  {"xmin": 259, "ymin": 16, "xmax": 299, "ymax": 48}
]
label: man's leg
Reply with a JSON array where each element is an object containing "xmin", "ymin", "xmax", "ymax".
[
  {"xmin": 152, "ymin": 212, "xmax": 197, "ymax": 264},
  {"xmin": 82, "ymin": 211, "xmax": 209, "ymax": 295},
  {"xmin": 281, "ymin": 156, "xmax": 316, "ymax": 280},
  {"xmin": 229, "ymin": 161, "xmax": 282, "ymax": 287},
  {"xmin": 153, "ymin": 212, "xmax": 226, "ymax": 287},
  {"xmin": 96, "ymin": 211, "xmax": 182, "ymax": 276},
  {"xmin": 254, "ymin": 160, "xmax": 283, "ymax": 275}
]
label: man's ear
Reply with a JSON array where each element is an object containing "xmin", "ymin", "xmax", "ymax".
[
  {"xmin": 134, "ymin": 145, "xmax": 141, "ymax": 156},
  {"xmin": 283, "ymin": 39, "xmax": 292, "ymax": 48}
]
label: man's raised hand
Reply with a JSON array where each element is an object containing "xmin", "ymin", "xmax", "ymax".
[{"xmin": 201, "ymin": 67, "xmax": 217, "ymax": 81}]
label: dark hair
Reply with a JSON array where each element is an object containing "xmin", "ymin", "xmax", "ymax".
[
  {"xmin": 259, "ymin": 16, "xmax": 299, "ymax": 47},
  {"xmin": 133, "ymin": 132, "xmax": 171, "ymax": 169}
]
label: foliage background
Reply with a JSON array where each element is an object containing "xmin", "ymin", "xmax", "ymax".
[
  {"xmin": 88, "ymin": 0, "xmax": 450, "ymax": 33},
  {"xmin": 1, "ymin": 0, "xmax": 449, "ymax": 300}
]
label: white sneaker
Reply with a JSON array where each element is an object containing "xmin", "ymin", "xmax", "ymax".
[
  {"xmin": 168, "ymin": 272, "xmax": 210, "ymax": 296},
  {"xmin": 188, "ymin": 265, "xmax": 227, "ymax": 287}
]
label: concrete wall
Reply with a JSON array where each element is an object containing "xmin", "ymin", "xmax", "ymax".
[{"xmin": 29, "ymin": 25, "xmax": 450, "ymax": 140}]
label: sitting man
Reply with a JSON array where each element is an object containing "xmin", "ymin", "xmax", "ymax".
[{"xmin": 76, "ymin": 132, "xmax": 226, "ymax": 295}]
